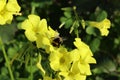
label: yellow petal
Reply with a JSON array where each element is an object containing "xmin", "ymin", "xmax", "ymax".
[
  {"xmin": 2, "ymin": 11, "xmax": 13, "ymax": 24},
  {"xmin": 49, "ymin": 51, "xmax": 62, "ymax": 71},
  {"xmin": 78, "ymin": 62, "xmax": 92, "ymax": 75},
  {"xmin": 102, "ymin": 18, "xmax": 111, "ymax": 29},
  {"xmin": 25, "ymin": 29, "xmax": 37, "ymax": 41},
  {"xmin": 47, "ymin": 26, "xmax": 59, "ymax": 38},
  {"xmin": 74, "ymin": 73, "xmax": 86, "ymax": 80},
  {"xmin": 37, "ymin": 36, "xmax": 51, "ymax": 51},
  {"xmin": 28, "ymin": 14, "xmax": 40, "ymax": 29},
  {"xmin": 45, "ymin": 45, "xmax": 54, "ymax": 53},
  {"xmin": 70, "ymin": 49, "xmax": 80, "ymax": 61},
  {"xmin": 74, "ymin": 38, "xmax": 93, "ymax": 56},
  {"xmin": 21, "ymin": 19, "xmax": 33, "ymax": 30},
  {"xmin": 0, "ymin": 15, "xmax": 6, "ymax": 25},
  {"xmin": 70, "ymin": 61, "xmax": 81, "ymax": 74},
  {"xmin": 59, "ymin": 71, "xmax": 86, "ymax": 80},
  {"xmin": 6, "ymin": 0, "xmax": 21, "ymax": 12},
  {"xmin": 85, "ymin": 56, "xmax": 96, "ymax": 64},
  {"xmin": 36, "ymin": 35, "xmax": 46, "ymax": 48},
  {"xmin": 37, "ymin": 36, "xmax": 51, "ymax": 49},
  {"xmin": 0, "ymin": 0, "xmax": 6, "ymax": 12},
  {"xmin": 38, "ymin": 19, "xmax": 48, "ymax": 33},
  {"xmin": 74, "ymin": 38, "xmax": 89, "ymax": 50},
  {"xmin": 100, "ymin": 28, "xmax": 109, "ymax": 36},
  {"xmin": 42, "ymin": 37, "xmax": 51, "ymax": 45}
]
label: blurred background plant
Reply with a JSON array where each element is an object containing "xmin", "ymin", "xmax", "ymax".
[{"xmin": 0, "ymin": 0, "xmax": 120, "ymax": 80}]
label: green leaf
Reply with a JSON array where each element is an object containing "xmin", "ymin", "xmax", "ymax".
[
  {"xmin": 86, "ymin": 27, "xmax": 100, "ymax": 36},
  {"xmin": 0, "ymin": 75, "xmax": 9, "ymax": 80},
  {"xmin": 60, "ymin": 16, "xmax": 73, "ymax": 29},
  {"xmin": 90, "ymin": 38, "xmax": 100, "ymax": 52},
  {"xmin": 1, "ymin": 67, "xmax": 8, "ymax": 75},
  {"xmin": 0, "ymin": 24, "xmax": 17, "ymax": 43},
  {"xmin": 64, "ymin": 11, "xmax": 71, "ymax": 18},
  {"xmin": 98, "ymin": 59, "xmax": 116, "ymax": 73},
  {"xmin": 60, "ymin": 17, "xmax": 67, "ymax": 22},
  {"xmin": 26, "ymin": 65, "xmax": 38, "ymax": 73},
  {"xmin": 7, "ymin": 47, "xmax": 17, "ymax": 59},
  {"xmin": 95, "ymin": 76, "xmax": 104, "ymax": 80},
  {"xmin": 96, "ymin": 10, "xmax": 107, "ymax": 22}
]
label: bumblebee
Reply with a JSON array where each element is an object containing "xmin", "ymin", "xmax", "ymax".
[{"xmin": 51, "ymin": 35, "xmax": 63, "ymax": 47}]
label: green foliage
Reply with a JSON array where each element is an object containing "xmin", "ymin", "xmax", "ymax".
[
  {"xmin": 60, "ymin": 7, "xmax": 73, "ymax": 29},
  {"xmin": 86, "ymin": 27, "xmax": 100, "ymax": 36},
  {"xmin": 0, "ymin": 24, "xmax": 17, "ymax": 43},
  {"xmin": 90, "ymin": 7, "xmax": 108, "ymax": 22}
]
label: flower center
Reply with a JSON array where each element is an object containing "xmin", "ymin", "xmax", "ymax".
[{"xmin": 60, "ymin": 57, "xmax": 65, "ymax": 64}]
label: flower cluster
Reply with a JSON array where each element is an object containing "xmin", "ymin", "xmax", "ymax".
[
  {"xmin": 21, "ymin": 14, "xmax": 96, "ymax": 80},
  {"xmin": 0, "ymin": 0, "xmax": 112, "ymax": 80},
  {"xmin": 58, "ymin": 38, "xmax": 96, "ymax": 80},
  {"xmin": 0, "ymin": 0, "xmax": 21, "ymax": 25}
]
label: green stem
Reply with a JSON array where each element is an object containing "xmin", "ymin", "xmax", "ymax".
[
  {"xmin": 31, "ymin": 6, "xmax": 35, "ymax": 14},
  {"xmin": 0, "ymin": 38, "xmax": 14, "ymax": 80},
  {"xmin": 73, "ymin": 6, "xmax": 80, "ymax": 38},
  {"xmin": 30, "ymin": 54, "xmax": 33, "ymax": 80},
  {"xmin": 75, "ymin": 29, "xmax": 79, "ymax": 38},
  {"xmin": 73, "ymin": 6, "xmax": 80, "ymax": 21}
]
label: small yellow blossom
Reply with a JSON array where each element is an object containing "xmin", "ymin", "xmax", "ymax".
[
  {"xmin": 70, "ymin": 38, "xmax": 96, "ymax": 75},
  {"xmin": 21, "ymin": 14, "xmax": 48, "ymax": 41},
  {"xmin": 59, "ymin": 71, "xmax": 86, "ymax": 80},
  {"xmin": 21, "ymin": 15, "xmax": 49, "ymax": 47},
  {"xmin": 0, "ymin": 0, "xmax": 21, "ymax": 25},
  {"xmin": 49, "ymin": 47, "xmax": 72, "ymax": 71},
  {"xmin": 59, "ymin": 62, "xmax": 87, "ymax": 80},
  {"xmin": 21, "ymin": 14, "xmax": 59, "ymax": 52},
  {"xmin": 88, "ymin": 18, "xmax": 111, "ymax": 36}
]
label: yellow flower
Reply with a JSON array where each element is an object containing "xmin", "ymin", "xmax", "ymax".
[
  {"xmin": 21, "ymin": 14, "xmax": 48, "ymax": 41},
  {"xmin": 59, "ymin": 71, "xmax": 86, "ymax": 80},
  {"xmin": 59, "ymin": 62, "xmax": 87, "ymax": 80},
  {"xmin": 21, "ymin": 14, "xmax": 49, "ymax": 48},
  {"xmin": 0, "ymin": 0, "xmax": 21, "ymax": 25},
  {"xmin": 88, "ymin": 18, "xmax": 111, "ymax": 36},
  {"xmin": 49, "ymin": 47, "xmax": 72, "ymax": 71},
  {"xmin": 21, "ymin": 14, "xmax": 59, "ymax": 52},
  {"xmin": 70, "ymin": 38, "xmax": 96, "ymax": 75}
]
